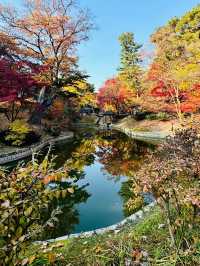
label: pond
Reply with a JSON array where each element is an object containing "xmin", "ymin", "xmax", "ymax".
[{"xmin": 41, "ymin": 130, "xmax": 155, "ymax": 240}]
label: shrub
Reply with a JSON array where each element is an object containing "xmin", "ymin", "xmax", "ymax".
[
  {"xmin": 0, "ymin": 155, "xmax": 76, "ymax": 265},
  {"xmin": 5, "ymin": 120, "xmax": 31, "ymax": 146},
  {"xmin": 135, "ymin": 128, "xmax": 200, "ymax": 251},
  {"xmin": 146, "ymin": 112, "xmax": 170, "ymax": 121}
]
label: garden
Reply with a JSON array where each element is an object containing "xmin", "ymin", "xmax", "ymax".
[{"xmin": 0, "ymin": 1, "xmax": 200, "ymax": 265}]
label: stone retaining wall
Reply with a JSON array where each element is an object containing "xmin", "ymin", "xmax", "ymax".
[
  {"xmin": 113, "ymin": 125, "xmax": 168, "ymax": 141},
  {"xmin": 37, "ymin": 201, "xmax": 156, "ymax": 243},
  {"xmin": 0, "ymin": 132, "xmax": 74, "ymax": 165}
]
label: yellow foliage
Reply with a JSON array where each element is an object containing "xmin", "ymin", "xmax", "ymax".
[
  {"xmin": 8, "ymin": 120, "xmax": 30, "ymax": 135},
  {"xmin": 103, "ymin": 103, "xmax": 116, "ymax": 112},
  {"xmin": 62, "ymin": 80, "xmax": 89, "ymax": 96},
  {"xmin": 5, "ymin": 120, "xmax": 31, "ymax": 146}
]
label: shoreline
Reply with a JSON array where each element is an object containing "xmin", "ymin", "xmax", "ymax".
[
  {"xmin": 112, "ymin": 116, "xmax": 179, "ymax": 142},
  {"xmin": 0, "ymin": 132, "xmax": 74, "ymax": 165},
  {"xmin": 36, "ymin": 201, "xmax": 156, "ymax": 244}
]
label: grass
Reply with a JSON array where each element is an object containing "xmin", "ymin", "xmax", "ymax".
[{"xmin": 23, "ymin": 206, "xmax": 200, "ymax": 265}]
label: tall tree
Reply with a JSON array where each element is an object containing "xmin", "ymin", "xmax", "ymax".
[
  {"xmin": 0, "ymin": 0, "xmax": 93, "ymax": 86},
  {"xmin": 148, "ymin": 5, "xmax": 200, "ymax": 120},
  {"xmin": 0, "ymin": 0, "xmax": 93, "ymax": 124},
  {"xmin": 118, "ymin": 32, "xmax": 143, "ymax": 97}
]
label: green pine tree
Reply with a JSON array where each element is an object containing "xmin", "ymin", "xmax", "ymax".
[{"xmin": 118, "ymin": 32, "xmax": 143, "ymax": 97}]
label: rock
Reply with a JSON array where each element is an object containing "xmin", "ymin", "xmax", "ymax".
[
  {"xmin": 135, "ymin": 210, "xmax": 143, "ymax": 218},
  {"xmin": 141, "ymin": 235, "xmax": 147, "ymax": 242},
  {"xmin": 158, "ymin": 224, "xmax": 165, "ymax": 229}
]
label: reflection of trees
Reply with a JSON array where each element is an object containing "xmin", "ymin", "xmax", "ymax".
[
  {"xmin": 41, "ymin": 131, "xmax": 155, "ymax": 238},
  {"xmin": 96, "ymin": 132, "xmax": 154, "ymax": 178},
  {"xmin": 96, "ymin": 132, "xmax": 155, "ymax": 217},
  {"xmin": 119, "ymin": 180, "xmax": 144, "ymax": 217},
  {"xmin": 66, "ymin": 139, "xmax": 96, "ymax": 171},
  {"xmin": 40, "ymin": 183, "xmax": 90, "ymax": 240},
  {"xmin": 40, "ymin": 139, "xmax": 96, "ymax": 239}
]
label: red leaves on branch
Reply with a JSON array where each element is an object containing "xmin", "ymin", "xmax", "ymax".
[
  {"xmin": 0, "ymin": 58, "xmax": 48, "ymax": 103},
  {"xmin": 150, "ymin": 81, "xmax": 188, "ymax": 100},
  {"xmin": 147, "ymin": 62, "xmax": 200, "ymax": 113},
  {"xmin": 97, "ymin": 78, "xmax": 134, "ymax": 112},
  {"xmin": 150, "ymin": 81, "xmax": 173, "ymax": 97},
  {"xmin": 149, "ymin": 81, "xmax": 200, "ymax": 113}
]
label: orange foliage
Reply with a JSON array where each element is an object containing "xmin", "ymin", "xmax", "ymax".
[
  {"xmin": 50, "ymin": 99, "xmax": 65, "ymax": 118},
  {"xmin": 97, "ymin": 78, "xmax": 135, "ymax": 112},
  {"xmin": 0, "ymin": 0, "xmax": 93, "ymax": 84}
]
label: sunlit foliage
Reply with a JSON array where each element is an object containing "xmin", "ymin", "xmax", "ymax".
[
  {"xmin": 97, "ymin": 78, "xmax": 135, "ymax": 113},
  {"xmin": 147, "ymin": 4, "xmax": 200, "ymax": 118}
]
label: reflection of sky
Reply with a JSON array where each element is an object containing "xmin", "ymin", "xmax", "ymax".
[{"xmin": 74, "ymin": 159, "xmax": 126, "ymax": 233}]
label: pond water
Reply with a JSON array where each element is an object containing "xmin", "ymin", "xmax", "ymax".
[{"xmin": 40, "ymin": 130, "xmax": 155, "ymax": 240}]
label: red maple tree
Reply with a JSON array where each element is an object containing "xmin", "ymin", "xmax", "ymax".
[
  {"xmin": 0, "ymin": 58, "xmax": 49, "ymax": 121},
  {"xmin": 97, "ymin": 78, "xmax": 135, "ymax": 113}
]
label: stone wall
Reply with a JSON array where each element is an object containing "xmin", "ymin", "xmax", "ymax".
[
  {"xmin": 36, "ymin": 201, "xmax": 156, "ymax": 243},
  {"xmin": 0, "ymin": 132, "xmax": 74, "ymax": 165},
  {"xmin": 113, "ymin": 125, "xmax": 167, "ymax": 142}
]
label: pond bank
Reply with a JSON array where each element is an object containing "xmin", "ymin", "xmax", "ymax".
[
  {"xmin": 0, "ymin": 131, "xmax": 74, "ymax": 165},
  {"xmin": 29, "ymin": 205, "xmax": 200, "ymax": 265},
  {"xmin": 36, "ymin": 201, "xmax": 156, "ymax": 243},
  {"xmin": 113, "ymin": 116, "xmax": 178, "ymax": 142}
]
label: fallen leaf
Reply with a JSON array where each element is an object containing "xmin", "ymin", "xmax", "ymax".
[
  {"xmin": 95, "ymin": 245, "xmax": 102, "ymax": 254},
  {"xmin": 132, "ymin": 248, "xmax": 143, "ymax": 263},
  {"xmin": 29, "ymin": 256, "xmax": 36, "ymax": 264}
]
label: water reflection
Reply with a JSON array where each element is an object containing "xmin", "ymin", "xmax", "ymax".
[
  {"xmin": 42, "ymin": 130, "xmax": 155, "ymax": 239},
  {"xmin": 41, "ymin": 182, "xmax": 90, "ymax": 240}
]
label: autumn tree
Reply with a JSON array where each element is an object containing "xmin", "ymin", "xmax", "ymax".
[
  {"xmin": 118, "ymin": 32, "xmax": 143, "ymax": 97},
  {"xmin": 0, "ymin": 58, "xmax": 49, "ymax": 121},
  {"xmin": 0, "ymin": 0, "xmax": 93, "ymax": 86},
  {"xmin": 97, "ymin": 78, "xmax": 135, "ymax": 113},
  {"xmin": 0, "ymin": 0, "xmax": 93, "ymax": 124},
  {"xmin": 148, "ymin": 5, "xmax": 200, "ymax": 120},
  {"xmin": 61, "ymin": 74, "xmax": 96, "ymax": 110}
]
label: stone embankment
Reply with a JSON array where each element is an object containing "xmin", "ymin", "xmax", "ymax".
[
  {"xmin": 113, "ymin": 125, "xmax": 168, "ymax": 142},
  {"xmin": 36, "ymin": 201, "xmax": 156, "ymax": 243},
  {"xmin": 0, "ymin": 132, "xmax": 74, "ymax": 165}
]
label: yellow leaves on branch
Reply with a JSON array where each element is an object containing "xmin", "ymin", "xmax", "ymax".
[
  {"xmin": 62, "ymin": 80, "xmax": 97, "ymax": 107},
  {"xmin": 62, "ymin": 80, "xmax": 89, "ymax": 95}
]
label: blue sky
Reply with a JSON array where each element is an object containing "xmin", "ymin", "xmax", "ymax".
[
  {"xmin": 7, "ymin": 0, "xmax": 200, "ymax": 89},
  {"xmin": 78, "ymin": 0, "xmax": 200, "ymax": 89}
]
